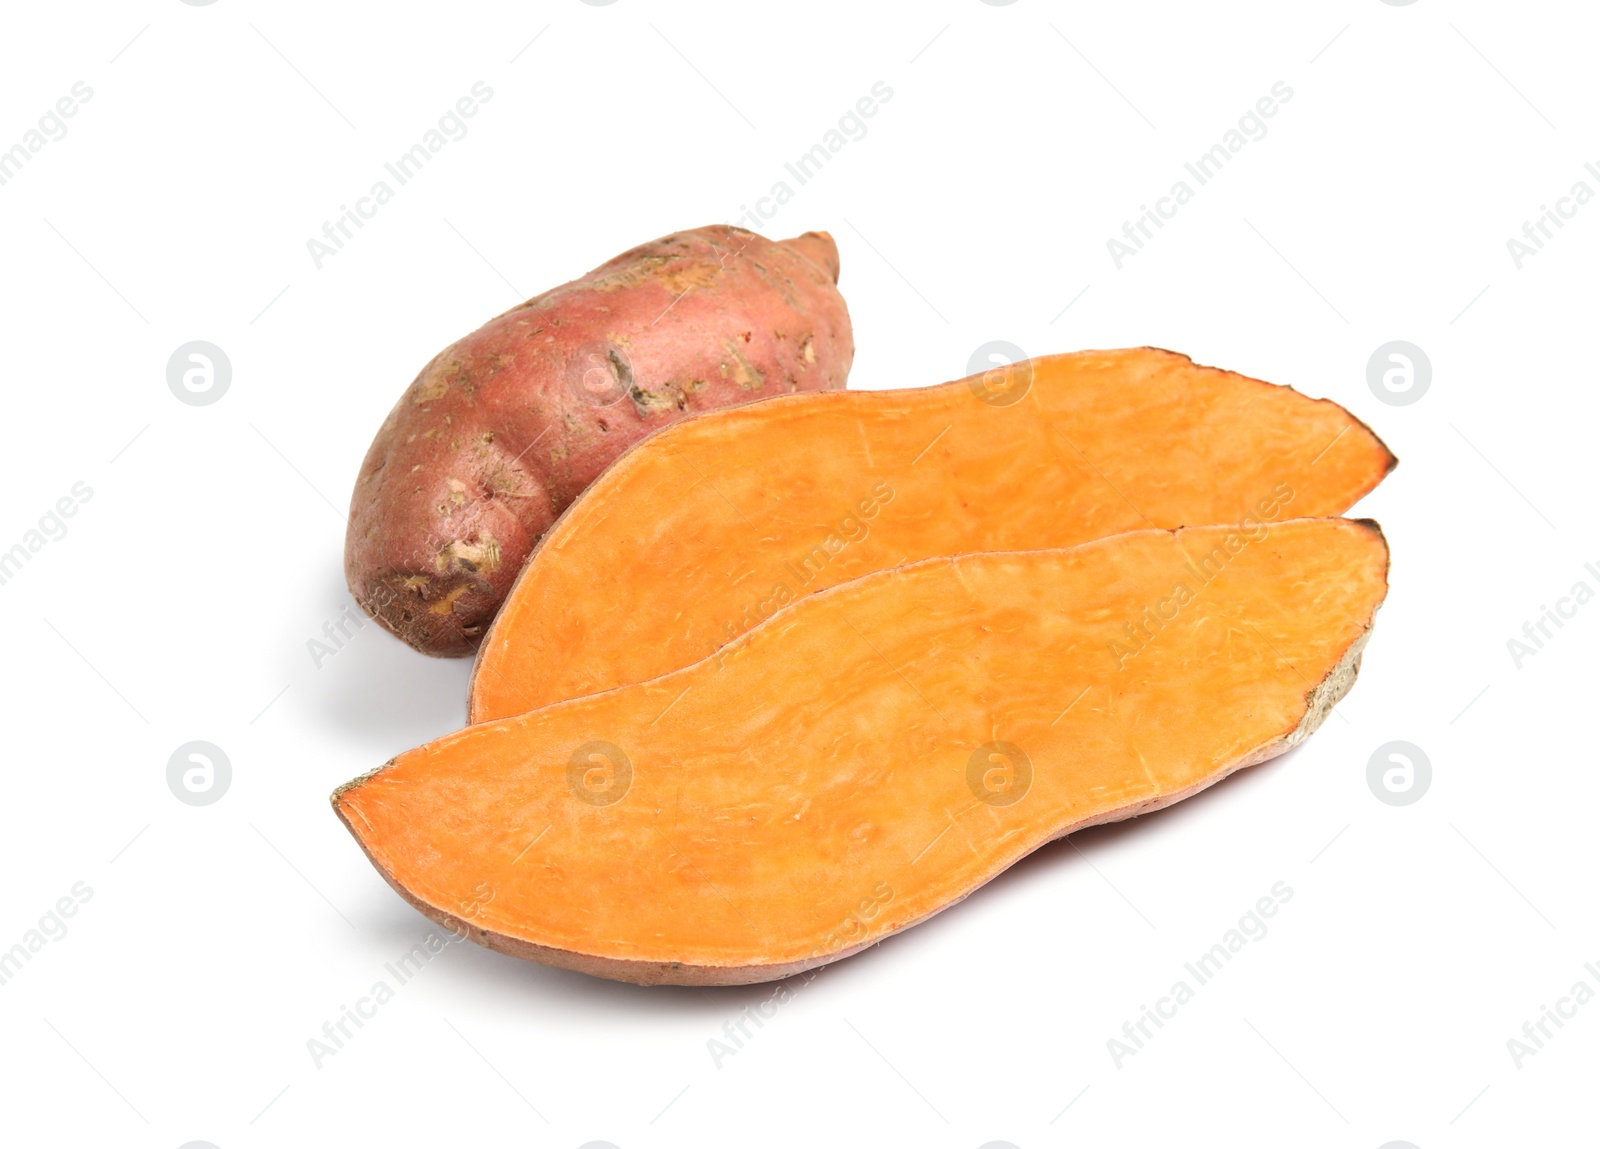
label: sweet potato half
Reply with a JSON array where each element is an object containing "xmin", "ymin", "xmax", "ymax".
[
  {"xmin": 345, "ymin": 224, "xmax": 853, "ymax": 657},
  {"xmin": 337, "ymin": 518, "xmax": 1389, "ymax": 986},
  {"xmin": 470, "ymin": 348, "xmax": 1394, "ymax": 721}
]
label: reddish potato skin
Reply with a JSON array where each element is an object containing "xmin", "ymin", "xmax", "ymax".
[{"xmin": 344, "ymin": 225, "xmax": 853, "ymax": 657}]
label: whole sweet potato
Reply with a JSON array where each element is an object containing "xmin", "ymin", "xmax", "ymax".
[{"xmin": 344, "ymin": 224, "xmax": 853, "ymax": 656}]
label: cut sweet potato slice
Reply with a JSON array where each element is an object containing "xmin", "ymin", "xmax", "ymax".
[
  {"xmin": 338, "ymin": 518, "xmax": 1389, "ymax": 986},
  {"xmin": 470, "ymin": 347, "xmax": 1394, "ymax": 722}
]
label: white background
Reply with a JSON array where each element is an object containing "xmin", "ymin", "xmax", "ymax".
[{"xmin": 1, "ymin": 1, "xmax": 1594, "ymax": 1146}]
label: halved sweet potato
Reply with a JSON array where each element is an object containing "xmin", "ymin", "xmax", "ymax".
[
  {"xmin": 338, "ymin": 518, "xmax": 1389, "ymax": 985},
  {"xmin": 470, "ymin": 348, "xmax": 1394, "ymax": 722}
]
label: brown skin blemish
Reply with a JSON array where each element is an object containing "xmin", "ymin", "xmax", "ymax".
[
  {"xmin": 628, "ymin": 384, "xmax": 685, "ymax": 418},
  {"xmin": 436, "ymin": 537, "xmax": 500, "ymax": 575},
  {"xmin": 427, "ymin": 584, "xmax": 470, "ymax": 615},
  {"xmin": 588, "ymin": 256, "xmax": 720, "ymax": 294},
  {"xmin": 482, "ymin": 460, "xmax": 527, "ymax": 498},
  {"xmin": 722, "ymin": 340, "xmax": 766, "ymax": 390}
]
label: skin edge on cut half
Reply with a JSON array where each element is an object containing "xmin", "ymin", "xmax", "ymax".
[{"xmin": 336, "ymin": 518, "xmax": 1390, "ymax": 986}]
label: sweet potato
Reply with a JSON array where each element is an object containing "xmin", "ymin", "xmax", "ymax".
[
  {"xmin": 344, "ymin": 224, "xmax": 853, "ymax": 656},
  {"xmin": 336, "ymin": 518, "xmax": 1389, "ymax": 985},
  {"xmin": 470, "ymin": 348, "xmax": 1395, "ymax": 721}
]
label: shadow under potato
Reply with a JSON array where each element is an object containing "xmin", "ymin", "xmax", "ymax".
[{"xmin": 304, "ymin": 586, "xmax": 474, "ymax": 760}]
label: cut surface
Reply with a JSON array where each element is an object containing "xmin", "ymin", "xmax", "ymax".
[
  {"xmin": 339, "ymin": 519, "xmax": 1389, "ymax": 985},
  {"xmin": 470, "ymin": 347, "xmax": 1394, "ymax": 721}
]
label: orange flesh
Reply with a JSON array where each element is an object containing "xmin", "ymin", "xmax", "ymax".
[
  {"xmin": 470, "ymin": 348, "xmax": 1395, "ymax": 723},
  {"xmin": 340, "ymin": 519, "xmax": 1389, "ymax": 984}
]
